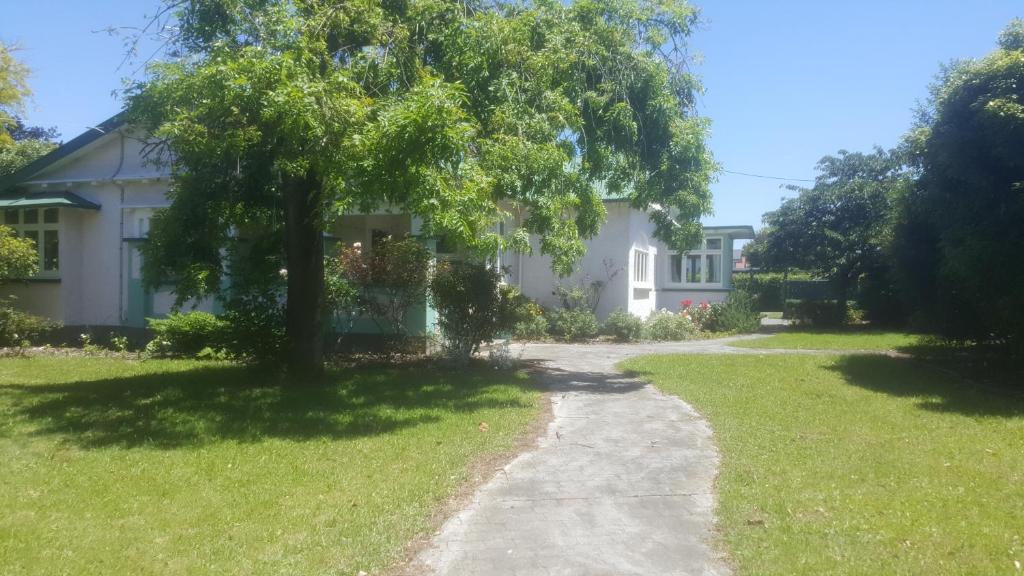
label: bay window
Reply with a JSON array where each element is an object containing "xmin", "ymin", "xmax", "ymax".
[
  {"xmin": 668, "ymin": 237, "xmax": 723, "ymax": 287},
  {"xmin": 3, "ymin": 208, "xmax": 60, "ymax": 278}
]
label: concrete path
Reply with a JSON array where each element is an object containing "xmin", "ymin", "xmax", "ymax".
[{"xmin": 412, "ymin": 336, "xmax": 770, "ymax": 576}]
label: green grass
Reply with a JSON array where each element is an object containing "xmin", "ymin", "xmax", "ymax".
[
  {"xmin": 0, "ymin": 357, "xmax": 542, "ymax": 575},
  {"xmin": 731, "ymin": 330, "xmax": 920, "ymax": 351},
  {"xmin": 622, "ymin": 353, "xmax": 1024, "ymax": 575}
]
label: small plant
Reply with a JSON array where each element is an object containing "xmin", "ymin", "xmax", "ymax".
[
  {"xmin": 644, "ymin": 310, "xmax": 699, "ymax": 341},
  {"xmin": 513, "ymin": 302, "xmax": 548, "ymax": 341},
  {"xmin": 487, "ymin": 340, "xmax": 520, "ymax": 369},
  {"xmin": 110, "ymin": 334, "xmax": 131, "ymax": 352},
  {"xmin": 0, "ymin": 300, "xmax": 57, "ymax": 347},
  {"xmin": 548, "ymin": 308, "xmax": 600, "ymax": 342},
  {"xmin": 602, "ymin": 309, "xmax": 644, "ymax": 342}
]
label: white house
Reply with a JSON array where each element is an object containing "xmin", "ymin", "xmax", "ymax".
[{"xmin": 0, "ymin": 117, "xmax": 752, "ymax": 331}]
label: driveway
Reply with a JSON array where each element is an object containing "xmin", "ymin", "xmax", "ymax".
[{"xmin": 412, "ymin": 337, "xmax": 765, "ymax": 576}]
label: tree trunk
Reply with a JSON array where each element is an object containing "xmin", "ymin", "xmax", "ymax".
[{"xmin": 284, "ymin": 172, "xmax": 325, "ymax": 376}]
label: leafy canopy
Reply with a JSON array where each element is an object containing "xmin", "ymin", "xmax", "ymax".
[
  {"xmin": 0, "ymin": 43, "xmax": 32, "ymax": 147},
  {"xmin": 897, "ymin": 20, "xmax": 1024, "ymax": 343},
  {"xmin": 0, "ymin": 225, "xmax": 39, "ymax": 281},
  {"xmin": 127, "ymin": 0, "xmax": 715, "ymax": 301},
  {"xmin": 747, "ymin": 148, "xmax": 908, "ymax": 289}
]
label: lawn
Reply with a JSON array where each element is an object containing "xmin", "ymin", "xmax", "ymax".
[
  {"xmin": 622, "ymin": 352, "xmax": 1024, "ymax": 575},
  {"xmin": 0, "ymin": 356, "xmax": 542, "ymax": 575},
  {"xmin": 731, "ymin": 330, "xmax": 920, "ymax": 351}
]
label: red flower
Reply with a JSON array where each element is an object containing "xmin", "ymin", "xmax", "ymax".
[{"xmin": 681, "ymin": 299, "xmax": 693, "ymax": 308}]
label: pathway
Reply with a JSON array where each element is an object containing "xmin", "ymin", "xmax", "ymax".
[{"xmin": 411, "ymin": 336, "xmax": 773, "ymax": 576}]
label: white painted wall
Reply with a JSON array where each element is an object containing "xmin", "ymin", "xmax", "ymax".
[{"xmin": 517, "ymin": 202, "xmax": 631, "ymax": 321}]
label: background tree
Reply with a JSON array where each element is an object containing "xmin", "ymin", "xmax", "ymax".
[
  {"xmin": 746, "ymin": 148, "xmax": 909, "ymax": 321},
  {"xmin": 896, "ymin": 19, "xmax": 1024, "ymax": 345},
  {"xmin": 0, "ymin": 42, "xmax": 32, "ymax": 147},
  {"xmin": 126, "ymin": 0, "xmax": 716, "ymax": 374},
  {"xmin": 0, "ymin": 116, "xmax": 60, "ymax": 177}
]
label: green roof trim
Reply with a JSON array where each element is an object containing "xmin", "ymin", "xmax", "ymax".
[
  {"xmin": 0, "ymin": 114, "xmax": 125, "ymax": 192},
  {"xmin": 0, "ymin": 191, "xmax": 101, "ymax": 210}
]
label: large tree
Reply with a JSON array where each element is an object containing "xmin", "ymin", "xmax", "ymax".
[
  {"xmin": 747, "ymin": 148, "xmax": 908, "ymax": 320},
  {"xmin": 0, "ymin": 42, "xmax": 32, "ymax": 147},
  {"xmin": 0, "ymin": 117, "xmax": 60, "ymax": 177},
  {"xmin": 127, "ymin": 0, "xmax": 716, "ymax": 374},
  {"xmin": 897, "ymin": 19, "xmax": 1024, "ymax": 345}
]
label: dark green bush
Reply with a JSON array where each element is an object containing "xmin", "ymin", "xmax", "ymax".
[
  {"xmin": 602, "ymin": 309, "xmax": 644, "ymax": 342},
  {"xmin": 220, "ymin": 291, "xmax": 287, "ymax": 363},
  {"xmin": 0, "ymin": 300, "xmax": 57, "ymax": 346},
  {"xmin": 146, "ymin": 311, "xmax": 230, "ymax": 357},
  {"xmin": 732, "ymin": 272, "xmax": 813, "ymax": 311},
  {"xmin": 548, "ymin": 309, "xmax": 600, "ymax": 342},
  {"xmin": 430, "ymin": 260, "xmax": 519, "ymax": 362},
  {"xmin": 783, "ymin": 299, "xmax": 858, "ymax": 327},
  {"xmin": 706, "ymin": 291, "xmax": 761, "ymax": 333}
]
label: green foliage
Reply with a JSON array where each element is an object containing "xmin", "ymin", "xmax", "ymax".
[
  {"xmin": 125, "ymin": 0, "xmax": 715, "ymax": 369},
  {"xmin": 602, "ymin": 309, "xmax": 644, "ymax": 342},
  {"xmin": 0, "ymin": 299, "xmax": 56, "ymax": 346},
  {"xmin": 430, "ymin": 260, "xmax": 520, "ymax": 362},
  {"xmin": 784, "ymin": 299, "xmax": 859, "ymax": 327},
  {"xmin": 748, "ymin": 148, "xmax": 909, "ymax": 321},
  {"xmin": 0, "ymin": 138, "xmax": 55, "ymax": 177},
  {"xmin": 896, "ymin": 20, "xmax": 1024, "ymax": 346},
  {"xmin": 109, "ymin": 334, "xmax": 130, "ymax": 353},
  {"xmin": 512, "ymin": 301, "xmax": 549, "ymax": 341},
  {"xmin": 547, "ymin": 309, "xmax": 600, "ymax": 342},
  {"xmin": 0, "ymin": 224, "xmax": 39, "ymax": 280},
  {"xmin": 220, "ymin": 291, "xmax": 288, "ymax": 363},
  {"xmin": 146, "ymin": 312, "xmax": 229, "ymax": 358},
  {"xmin": 732, "ymin": 272, "xmax": 812, "ymax": 311},
  {"xmin": 706, "ymin": 291, "xmax": 761, "ymax": 333},
  {"xmin": 0, "ymin": 42, "xmax": 31, "ymax": 146},
  {"xmin": 643, "ymin": 310, "xmax": 698, "ymax": 341}
]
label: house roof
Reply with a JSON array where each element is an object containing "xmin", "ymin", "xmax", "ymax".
[
  {"xmin": 0, "ymin": 114, "xmax": 125, "ymax": 192},
  {"xmin": 0, "ymin": 190, "xmax": 101, "ymax": 210}
]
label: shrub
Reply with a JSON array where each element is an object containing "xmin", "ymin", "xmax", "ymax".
[
  {"xmin": 220, "ymin": 291, "xmax": 287, "ymax": 363},
  {"xmin": 680, "ymin": 300, "xmax": 717, "ymax": 331},
  {"xmin": 146, "ymin": 311, "xmax": 229, "ymax": 358},
  {"xmin": 784, "ymin": 299, "xmax": 858, "ymax": 327},
  {"xmin": 644, "ymin": 310, "xmax": 698, "ymax": 341},
  {"xmin": 548, "ymin": 309, "xmax": 600, "ymax": 342},
  {"xmin": 430, "ymin": 260, "xmax": 519, "ymax": 363},
  {"xmin": 0, "ymin": 300, "xmax": 57, "ymax": 346},
  {"xmin": 513, "ymin": 302, "xmax": 549, "ymax": 341},
  {"xmin": 706, "ymin": 291, "xmax": 761, "ymax": 333},
  {"xmin": 329, "ymin": 237, "xmax": 431, "ymax": 337},
  {"xmin": 732, "ymin": 272, "xmax": 813, "ymax": 311},
  {"xmin": 602, "ymin": 309, "xmax": 644, "ymax": 342}
]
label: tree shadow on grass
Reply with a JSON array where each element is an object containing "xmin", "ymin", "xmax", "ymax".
[
  {"xmin": 0, "ymin": 363, "xmax": 536, "ymax": 449},
  {"xmin": 828, "ymin": 355, "xmax": 1024, "ymax": 418}
]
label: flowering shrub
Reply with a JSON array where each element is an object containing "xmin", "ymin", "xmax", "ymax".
[
  {"xmin": 644, "ymin": 309, "xmax": 699, "ymax": 341},
  {"xmin": 326, "ymin": 237, "xmax": 431, "ymax": 336},
  {"xmin": 680, "ymin": 300, "xmax": 718, "ymax": 330}
]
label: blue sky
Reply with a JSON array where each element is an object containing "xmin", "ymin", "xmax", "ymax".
[{"xmin": 2, "ymin": 1, "xmax": 1021, "ymax": 232}]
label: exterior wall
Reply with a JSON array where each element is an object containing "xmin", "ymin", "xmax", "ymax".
[
  {"xmin": 626, "ymin": 207, "xmax": 658, "ymax": 318},
  {"xmin": 517, "ymin": 202, "xmax": 631, "ymax": 321},
  {"xmin": 2, "ymin": 282, "xmax": 62, "ymax": 321}
]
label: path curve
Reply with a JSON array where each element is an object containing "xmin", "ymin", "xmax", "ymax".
[{"xmin": 412, "ymin": 337, "xmax": 767, "ymax": 576}]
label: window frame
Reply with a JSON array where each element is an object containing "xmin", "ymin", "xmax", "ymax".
[
  {"xmin": 3, "ymin": 208, "xmax": 61, "ymax": 279},
  {"xmin": 632, "ymin": 248, "xmax": 652, "ymax": 288},
  {"xmin": 667, "ymin": 236, "xmax": 725, "ymax": 288}
]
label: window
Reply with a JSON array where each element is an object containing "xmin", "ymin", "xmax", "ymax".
[
  {"xmin": 668, "ymin": 236, "xmax": 724, "ymax": 286},
  {"xmin": 3, "ymin": 208, "xmax": 60, "ymax": 277},
  {"xmin": 633, "ymin": 249, "xmax": 650, "ymax": 285}
]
